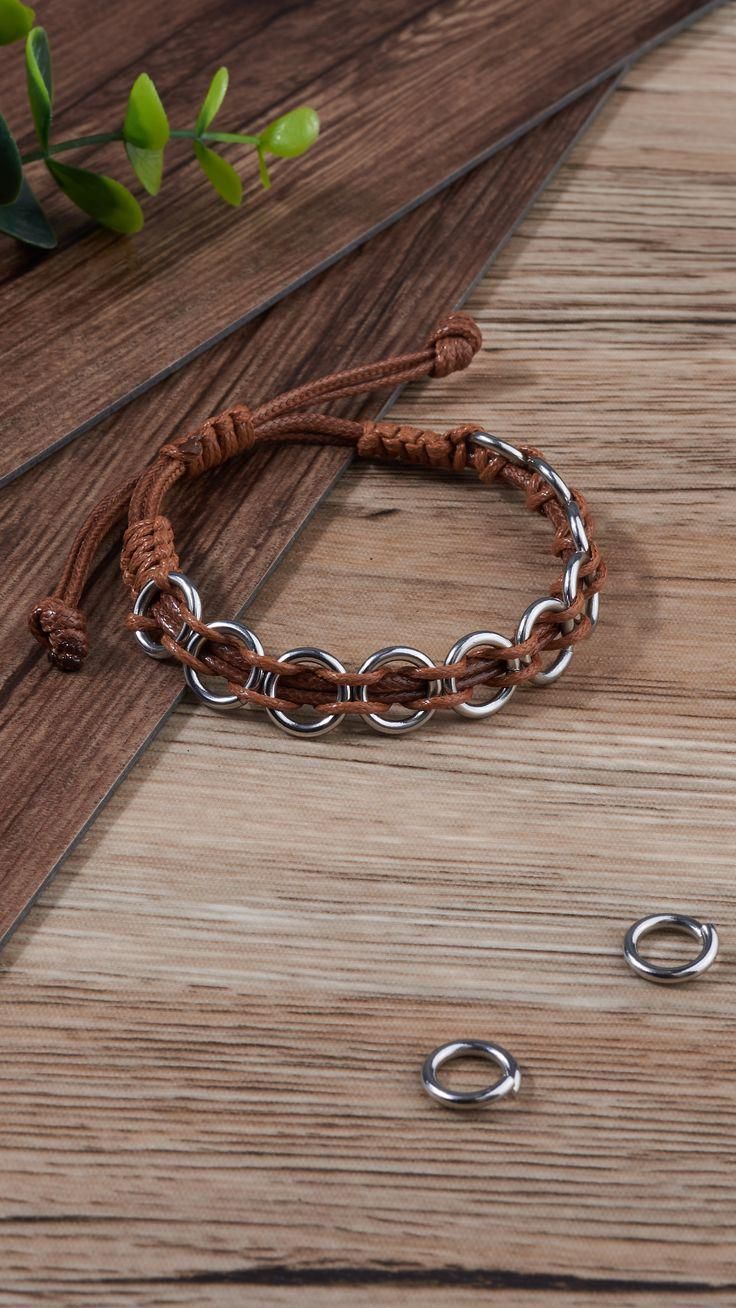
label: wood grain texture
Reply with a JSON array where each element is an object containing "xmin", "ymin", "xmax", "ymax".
[
  {"xmin": 0, "ymin": 0, "xmax": 721, "ymax": 485},
  {"xmin": 1, "ymin": 7, "xmax": 735, "ymax": 1302},
  {"xmin": 0, "ymin": 85, "xmax": 613, "ymax": 946}
]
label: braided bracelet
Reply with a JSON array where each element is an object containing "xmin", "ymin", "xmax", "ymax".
[{"xmin": 30, "ymin": 313, "xmax": 605, "ymax": 736}]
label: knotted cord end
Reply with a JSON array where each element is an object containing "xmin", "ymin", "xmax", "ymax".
[
  {"xmin": 160, "ymin": 404, "xmax": 256, "ymax": 477},
  {"xmin": 28, "ymin": 595, "xmax": 89, "ymax": 671},
  {"xmin": 428, "ymin": 312, "xmax": 483, "ymax": 378}
]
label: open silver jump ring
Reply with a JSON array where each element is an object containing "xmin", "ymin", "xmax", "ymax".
[
  {"xmin": 623, "ymin": 913, "xmax": 719, "ymax": 984},
  {"xmin": 420, "ymin": 1039, "xmax": 521, "ymax": 1109}
]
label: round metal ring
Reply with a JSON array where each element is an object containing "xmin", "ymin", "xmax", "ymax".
[
  {"xmin": 623, "ymin": 913, "xmax": 719, "ymax": 984},
  {"xmin": 471, "ymin": 430, "xmax": 527, "ymax": 467},
  {"xmin": 562, "ymin": 550, "xmax": 589, "ymax": 608},
  {"xmin": 133, "ymin": 571, "xmax": 203, "ymax": 660},
  {"xmin": 563, "ymin": 551, "xmax": 599, "ymax": 634},
  {"xmin": 184, "ymin": 619, "xmax": 264, "ymax": 710},
  {"xmin": 444, "ymin": 631, "xmax": 520, "ymax": 720},
  {"xmin": 262, "ymin": 647, "xmax": 349, "ymax": 737},
  {"xmin": 357, "ymin": 646, "xmax": 441, "ymax": 734},
  {"xmin": 566, "ymin": 499, "xmax": 590, "ymax": 555},
  {"xmin": 421, "ymin": 1040, "xmax": 521, "ymax": 1110},
  {"xmin": 526, "ymin": 453, "xmax": 574, "ymax": 504},
  {"xmin": 515, "ymin": 595, "xmax": 574, "ymax": 687}
]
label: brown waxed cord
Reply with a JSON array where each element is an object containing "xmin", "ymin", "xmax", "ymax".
[{"xmin": 29, "ymin": 312, "xmax": 605, "ymax": 713}]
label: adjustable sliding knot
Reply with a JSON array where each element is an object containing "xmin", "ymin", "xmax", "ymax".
[
  {"xmin": 357, "ymin": 421, "xmax": 481, "ymax": 474},
  {"xmin": 428, "ymin": 312, "xmax": 483, "ymax": 377},
  {"xmin": 159, "ymin": 404, "xmax": 256, "ymax": 477},
  {"xmin": 29, "ymin": 595, "xmax": 89, "ymax": 671},
  {"xmin": 121, "ymin": 515, "xmax": 179, "ymax": 594}
]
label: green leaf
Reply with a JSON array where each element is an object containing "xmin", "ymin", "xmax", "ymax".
[
  {"xmin": 0, "ymin": 174, "xmax": 56, "ymax": 246},
  {"xmin": 259, "ymin": 106, "xmax": 320, "ymax": 159},
  {"xmin": 123, "ymin": 72, "xmax": 169, "ymax": 149},
  {"xmin": 195, "ymin": 66, "xmax": 228, "ymax": 134},
  {"xmin": 193, "ymin": 142, "xmax": 242, "ymax": 206},
  {"xmin": 0, "ymin": 0, "xmax": 35, "ymax": 45},
  {"xmin": 25, "ymin": 26, "xmax": 52, "ymax": 149},
  {"xmin": 125, "ymin": 143, "xmax": 163, "ymax": 195},
  {"xmin": 0, "ymin": 111, "xmax": 23, "ymax": 203},
  {"xmin": 47, "ymin": 159, "xmax": 143, "ymax": 233}
]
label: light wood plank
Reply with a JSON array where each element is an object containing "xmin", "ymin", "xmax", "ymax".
[{"xmin": 1, "ymin": 8, "xmax": 734, "ymax": 1300}]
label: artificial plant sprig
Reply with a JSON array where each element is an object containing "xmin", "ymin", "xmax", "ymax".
[{"xmin": 0, "ymin": 3, "xmax": 320, "ymax": 249}]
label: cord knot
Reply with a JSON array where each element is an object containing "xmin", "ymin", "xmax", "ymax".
[
  {"xmin": 428, "ymin": 312, "xmax": 483, "ymax": 377},
  {"xmin": 160, "ymin": 404, "xmax": 256, "ymax": 477},
  {"xmin": 357, "ymin": 421, "xmax": 477, "ymax": 473},
  {"xmin": 28, "ymin": 596, "xmax": 89, "ymax": 671},
  {"xmin": 121, "ymin": 515, "xmax": 180, "ymax": 594}
]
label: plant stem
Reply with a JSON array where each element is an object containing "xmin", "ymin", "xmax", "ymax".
[
  {"xmin": 20, "ymin": 127, "xmax": 260, "ymax": 165},
  {"xmin": 171, "ymin": 129, "xmax": 260, "ymax": 145},
  {"xmin": 21, "ymin": 132, "xmax": 124, "ymax": 163}
]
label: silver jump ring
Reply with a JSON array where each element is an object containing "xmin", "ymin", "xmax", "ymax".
[
  {"xmin": 262, "ymin": 647, "xmax": 349, "ymax": 737},
  {"xmin": 470, "ymin": 430, "xmax": 526, "ymax": 467},
  {"xmin": 515, "ymin": 596, "xmax": 574, "ymax": 687},
  {"xmin": 623, "ymin": 913, "xmax": 719, "ymax": 984},
  {"xmin": 562, "ymin": 551, "xmax": 588, "ymax": 608},
  {"xmin": 566, "ymin": 500, "xmax": 590, "ymax": 556},
  {"xmin": 421, "ymin": 1040, "xmax": 521, "ymax": 1110},
  {"xmin": 133, "ymin": 571, "xmax": 203, "ymax": 661},
  {"xmin": 563, "ymin": 551, "xmax": 599, "ymax": 634},
  {"xmin": 526, "ymin": 452, "xmax": 573, "ymax": 503},
  {"xmin": 444, "ymin": 631, "xmax": 520, "ymax": 720},
  {"xmin": 357, "ymin": 646, "xmax": 441, "ymax": 734},
  {"xmin": 525, "ymin": 454, "xmax": 590, "ymax": 555},
  {"xmin": 184, "ymin": 619, "xmax": 263, "ymax": 710}
]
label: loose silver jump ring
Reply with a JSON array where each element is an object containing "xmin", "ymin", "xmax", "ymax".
[
  {"xmin": 184, "ymin": 619, "xmax": 264, "ymax": 710},
  {"xmin": 444, "ymin": 631, "xmax": 520, "ymax": 720},
  {"xmin": 357, "ymin": 646, "xmax": 441, "ymax": 734},
  {"xmin": 470, "ymin": 430, "xmax": 527, "ymax": 467},
  {"xmin": 515, "ymin": 596, "xmax": 574, "ymax": 687},
  {"xmin": 623, "ymin": 913, "xmax": 719, "ymax": 984},
  {"xmin": 262, "ymin": 647, "xmax": 349, "ymax": 737},
  {"xmin": 421, "ymin": 1040, "xmax": 521, "ymax": 1110},
  {"xmin": 133, "ymin": 571, "xmax": 203, "ymax": 661}
]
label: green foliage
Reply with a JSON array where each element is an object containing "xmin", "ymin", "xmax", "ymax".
[
  {"xmin": 259, "ymin": 106, "xmax": 320, "ymax": 158},
  {"xmin": 125, "ymin": 143, "xmax": 163, "ymax": 195},
  {"xmin": 0, "ymin": 0, "xmax": 34, "ymax": 44},
  {"xmin": 0, "ymin": 17, "xmax": 321, "ymax": 249},
  {"xmin": 25, "ymin": 24, "xmax": 51, "ymax": 147},
  {"xmin": 194, "ymin": 141, "xmax": 242, "ymax": 206},
  {"xmin": 0, "ymin": 173, "xmax": 55, "ymax": 244},
  {"xmin": 256, "ymin": 145, "xmax": 271, "ymax": 190},
  {"xmin": 124, "ymin": 73, "xmax": 169, "ymax": 149},
  {"xmin": 47, "ymin": 160, "xmax": 143, "ymax": 233},
  {"xmin": 123, "ymin": 73, "xmax": 169, "ymax": 194},
  {"xmin": 195, "ymin": 66, "xmax": 228, "ymax": 134},
  {"xmin": 0, "ymin": 110, "xmax": 22, "ymax": 202}
]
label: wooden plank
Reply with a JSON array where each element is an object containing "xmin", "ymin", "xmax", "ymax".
[
  {"xmin": 0, "ymin": 0, "xmax": 721, "ymax": 485},
  {"xmin": 0, "ymin": 7, "xmax": 735, "ymax": 1298},
  {"xmin": 0, "ymin": 85, "xmax": 616, "ymax": 949}
]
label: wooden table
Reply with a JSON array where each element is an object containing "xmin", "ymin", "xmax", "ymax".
[{"xmin": 2, "ymin": 8, "xmax": 734, "ymax": 1302}]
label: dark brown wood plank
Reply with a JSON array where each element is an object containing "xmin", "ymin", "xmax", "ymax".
[
  {"xmin": 0, "ymin": 0, "xmax": 718, "ymax": 485},
  {"xmin": 0, "ymin": 84, "xmax": 615, "ymax": 946}
]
